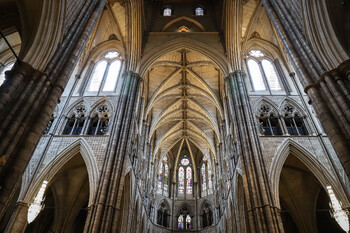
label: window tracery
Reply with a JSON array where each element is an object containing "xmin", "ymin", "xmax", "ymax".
[
  {"xmin": 178, "ymin": 156, "xmax": 193, "ymax": 195},
  {"xmin": 246, "ymin": 50, "xmax": 283, "ymax": 92},
  {"xmin": 257, "ymin": 103, "xmax": 282, "ymax": 136},
  {"xmin": 163, "ymin": 7, "xmax": 172, "ymax": 16},
  {"xmin": 201, "ymin": 156, "xmax": 213, "ymax": 196},
  {"xmin": 85, "ymin": 51, "xmax": 122, "ymax": 95},
  {"xmin": 157, "ymin": 156, "xmax": 169, "ymax": 196},
  {"xmin": 282, "ymin": 102, "xmax": 309, "ymax": 136},
  {"xmin": 63, "ymin": 106, "xmax": 86, "ymax": 135},
  {"xmin": 177, "ymin": 207, "xmax": 192, "ymax": 230},
  {"xmin": 87, "ymin": 105, "xmax": 111, "ymax": 135}
]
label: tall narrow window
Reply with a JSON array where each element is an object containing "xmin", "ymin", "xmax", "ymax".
[
  {"xmin": 201, "ymin": 164, "xmax": 207, "ymax": 192},
  {"xmin": 178, "ymin": 167, "xmax": 185, "ymax": 194},
  {"xmin": 247, "ymin": 50, "xmax": 285, "ymax": 93},
  {"xmin": 164, "ymin": 163, "xmax": 169, "ymax": 192},
  {"xmin": 186, "ymin": 215, "xmax": 192, "ymax": 229},
  {"xmin": 178, "ymin": 215, "xmax": 184, "ymax": 229},
  {"xmin": 85, "ymin": 51, "xmax": 122, "ymax": 94},
  {"xmin": 88, "ymin": 61, "xmax": 107, "ymax": 92},
  {"xmin": 247, "ymin": 59, "xmax": 266, "ymax": 91},
  {"xmin": 158, "ymin": 156, "xmax": 169, "ymax": 195},
  {"xmin": 208, "ymin": 164, "xmax": 213, "ymax": 193},
  {"xmin": 186, "ymin": 167, "xmax": 192, "ymax": 194},
  {"xmin": 262, "ymin": 59, "xmax": 281, "ymax": 91},
  {"xmin": 0, "ymin": 62, "xmax": 15, "ymax": 85},
  {"xmin": 158, "ymin": 162, "xmax": 163, "ymax": 190},
  {"xmin": 103, "ymin": 60, "xmax": 121, "ymax": 92}
]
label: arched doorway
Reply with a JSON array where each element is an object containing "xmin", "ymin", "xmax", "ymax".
[
  {"xmin": 279, "ymin": 154, "xmax": 347, "ymax": 233},
  {"xmin": 25, "ymin": 153, "xmax": 89, "ymax": 233}
]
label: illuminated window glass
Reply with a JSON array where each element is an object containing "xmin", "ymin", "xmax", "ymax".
[
  {"xmin": 104, "ymin": 51, "xmax": 119, "ymax": 59},
  {"xmin": 186, "ymin": 215, "xmax": 192, "ymax": 229},
  {"xmin": 247, "ymin": 59, "xmax": 266, "ymax": 91},
  {"xmin": 164, "ymin": 164, "xmax": 169, "ymax": 192},
  {"xmin": 103, "ymin": 60, "xmax": 121, "ymax": 92},
  {"xmin": 163, "ymin": 7, "xmax": 172, "ymax": 16},
  {"xmin": 249, "ymin": 50, "xmax": 264, "ymax": 58},
  {"xmin": 178, "ymin": 215, "xmax": 184, "ymax": 229},
  {"xmin": 208, "ymin": 164, "xmax": 213, "ymax": 193},
  {"xmin": 195, "ymin": 7, "xmax": 204, "ymax": 16},
  {"xmin": 181, "ymin": 158, "xmax": 190, "ymax": 166},
  {"xmin": 0, "ymin": 62, "xmax": 15, "ymax": 85},
  {"xmin": 158, "ymin": 162, "xmax": 163, "ymax": 190},
  {"xmin": 179, "ymin": 167, "xmax": 185, "ymax": 194},
  {"xmin": 186, "ymin": 167, "xmax": 192, "ymax": 194},
  {"xmin": 262, "ymin": 59, "xmax": 281, "ymax": 91},
  {"xmin": 88, "ymin": 61, "xmax": 107, "ymax": 92},
  {"xmin": 201, "ymin": 164, "xmax": 207, "ymax": 191}
]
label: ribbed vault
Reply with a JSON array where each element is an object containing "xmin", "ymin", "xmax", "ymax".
[{"xmin": 145, "ymin": 49, "xmax": 224, "ymax": 163}]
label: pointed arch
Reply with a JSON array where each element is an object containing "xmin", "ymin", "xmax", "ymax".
[
  {"xmin": 89, "ymin": 97, "xmax": 114, "ymax": 114},
  {"xmin": 270, "ymin": 139, "xmax": 349, "ymax": 208},
  {"xmin": 161, "ymin": 16, "xmax": 205, "ymax": 32},
  {"xmin": 22, "ymin": 138, "xmax": 98, "ymax": 205},
  {"xmin": 63, "ymin": 98, "xmax": 89, "ymax": 116}
]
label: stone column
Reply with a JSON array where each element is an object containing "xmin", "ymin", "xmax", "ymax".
[
  {"xmin": 83, "ymin": 71, "xmax": 142, "ymax": 233},
  {"xmin": 4, "ymin": 201, "xmax": 28, "ymax": 233},
  {"xmin": 225, "ymin": 71, "xmax": 284, "ymax": 233},
  {"xmin": 261, "ymin": 0, "xmax": 350, "ymax": 181}
]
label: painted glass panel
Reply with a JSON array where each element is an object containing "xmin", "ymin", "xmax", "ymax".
[
  {"xmin": 186, "ymin": 167, "xmax": 192, "ymax": 194},
  {"xmin": 181, "ymin": 158, "xmax": 190, "ymax": 166},
  {"xmin": 247, "ymin": 59, "xmax": 266, "ymax": 91},
  {"xmin": 103, "ymin": 60, "xmax": 121, "ymax": 92},
  {"xmin": 178, "ymin": 215, "xmax": 184, "ymax": 229},
  {"xmin": 262, "ymin": 59, "xmax": 282, "ymax": 91},
  {"xmin": 186, "ymin": 215, "xmax": 192, "ymax": 229},
  {"xmin": 179, "ymin": 167, "xmax": 185, "ymax": 194},
  {"xmin": 88, "ymin": 61, "xmax": 107, "ymax": 92},
  {"xmin": 164, "ymin": 163, "xmax": 169, "ymax": 192},
  {"xmin": 201, "ymin": 164, "xmax": 207, "ymax": 191}
]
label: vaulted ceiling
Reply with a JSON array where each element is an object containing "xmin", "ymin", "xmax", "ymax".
[{"xmin": 144, "ymin": 49, "xmax": 224, "ymax": 164}]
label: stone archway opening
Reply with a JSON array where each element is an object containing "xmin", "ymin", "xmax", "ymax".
[{"xmin": 25, "ymin": 153, "xmax": 89, "ymax": 233}]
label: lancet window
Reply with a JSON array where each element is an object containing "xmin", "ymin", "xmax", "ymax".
[
  {"xmin": 0, "ymin": 62, "xmax": 15, "ymax": 86},
  {"xmin": 85, "ymin": 51, "xmax": 122, "ymax": 95},
  {"xmin": 202, "ymin": 204, "xmax": 213, "ymax": 228},
  {"xmin": 257, "ymin": 103, "xmax": 282, "ymax": 136},
  {"xmin": 282, "ymin": 102, "xmax": 309, "ymax": 136},
  {"xmin": 201, "ymin": 156, "xmax": 213, "ymax": 196},
  {"xmin": 247, "ymin": 50, "xmax": 283, "ymax": 92},
  {"xmin": 157, "ymin": 203, "xmax": 168, "ymax": 228},
  {"xmin": 178, "ymin": 213, "xmax": 192, "ymax": 229},
  {"xmin": 87, "ymin": 105, "xmax": 111, "ymax": 135},
  {"xmin": 157, "ymin": 156, "xmax": 169, "ymax": 196},
  {"xmin": 62, "ymin": 106, "xmax": 86, "ymax": 135},
  {"xmin": 178, "ymin": 156, "xmax": 193, "ymax": 195}
]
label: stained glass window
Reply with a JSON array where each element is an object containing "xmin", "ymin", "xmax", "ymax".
[
  {"xmin": 164, "ymin": 164, "xmax": 169, "ymax": 191},
  {"xmin": 201, "ymin": 164, "xmax": 207, "ymax": 191},
  {"xmin": 0, "ymin": 62, "xmax": 15, "ymax": 85},
  {"xmin": 103, "ymin": 60, "xmax": 122, "ymax": 92},
  {"xmin": 158, "ymin": 162, "xmax": 163, "ymax": 190},
  {"xmin": 178, "ymin": 215, "xmax": 184, "ymax": 229},
  {"xmin": 262, "ymin": 59, "xmax": 281, "ymax": 91},
  {"xmin": 208, "ymin": 164, "xmax": 213, "ymax": 194},
  {"xmin": 181, "ymin": 158, "xmax": 190, "ymax": 166},
  {"xmin": 179, "ymin": 167, "xmax": 185, "ymax": 194},
  {"xmin": 88, "ymin": 61, "xmax": 107, "ymax": 92},
  {"xmin": 247, "ymin": 59, "xmax": 265, "ymax": 91},
  {"xmin": 186, "ymin": 215, "xmax": 192, "ymax": 229},
  {"xmin": 186, "ymin": 167, "xmax": 192, "ymax": 194}
]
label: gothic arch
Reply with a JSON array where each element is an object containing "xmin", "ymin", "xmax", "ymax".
[
  {"xmin": 161, "ymin": 16, "xmax": 206, "ymax": 32},
  {"xmin": 269, "ymin": 139, "xmax": 349, "ymax": 208},
  {"xmin": 88, "ymin": 40, "xmax": 125, "ymax": 63},
  {"xmin": 21, "ymin": 138, "xmax": 99, "ymax": 205},
  {"xmin": 278, "ymin": 97, "xmax": 307, "ymax": 116},
  {"xmin": 253, "ymin": 97, "xmax": 279, "ymax": 116},
  {"xmin": 89, "ymin": 97, "xmax": 114, "ymax": 115},
  {"xmin": 63, "ymin": 98, "xmax": 90, "ymax": 116},
  {"xmin": 137, "ymin": 37, "xmax": 231, "ymax": 77},
  {"xmin": 242, "ymin": 37, "xmax": 282, "ymax": 61}
]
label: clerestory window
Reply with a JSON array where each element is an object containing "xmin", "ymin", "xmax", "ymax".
[
  {"xmin": 247, "ymin": 50, "xmax": 283, "ymax": 93},
  {"xmin": 178, "ymin": 156, "xmax": 193, "ymax": 195},
  {"xmin": 85, "ymin": 51, "xmax": 122, "ymax": 95},
  {"xmin": 201, "ymin": 156, "xmax": 213, "ymax": 196},
  {"xmin": 157, "ymin": 156, "xmax": 169, "ymax": 196},
  {"xmin": 0, "ymin": 62, "xmax": 15, "ymax": 86},
  {"xmin": 195, "ymin": 7, "xmax": 205, "ymax": 16}
]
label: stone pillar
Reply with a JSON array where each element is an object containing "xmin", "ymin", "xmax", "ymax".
[
  {"xmin": 0, "ymin": 0, "xmax": 107, "ymax": 221},
  {"xmin": 83, "ymin": 71, "xmax": 142, "ymax": 233},
  {"xmin": 261, "ymin": 0, "xmax": 350, "ymax": 181},
  {"xmin": 4, "ymin": 201, "xmax": 28, "ymax": 233},
  {"xmin": 225, "ymin": 71, "xmax": 284, "ymax": 233}
]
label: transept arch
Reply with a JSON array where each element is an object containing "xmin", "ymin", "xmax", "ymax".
[
  {"xmin": 21, "ymin": 138, "xmax": 98, "ymax": 206},
  {"xmin": 269, "ymin": 139, "xmax": 349, "ymax": 208}
]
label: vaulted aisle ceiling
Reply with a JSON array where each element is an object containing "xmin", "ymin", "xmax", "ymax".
[{"xmin": 145, "ymin": 49, "xmax": 224, "ymax": 162}]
